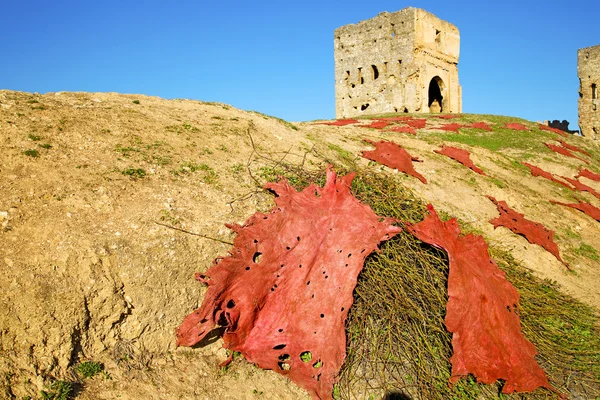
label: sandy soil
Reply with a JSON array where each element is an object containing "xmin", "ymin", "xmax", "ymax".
[{"xmin": 1, "ymin": 90, "xmax": 598, "ymax": 399}]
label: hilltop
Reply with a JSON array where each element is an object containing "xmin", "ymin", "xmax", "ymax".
[{"xmin": 1, "ymin": 90, "xmax": 599, "ymax": 399}]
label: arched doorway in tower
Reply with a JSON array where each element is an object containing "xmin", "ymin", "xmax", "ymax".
[{"xmin": 428, "ymin": 77, "xmax": 444, "ymax": 113}]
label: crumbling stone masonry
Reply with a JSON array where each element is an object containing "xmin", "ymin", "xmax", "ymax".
[
  {"xmin": 578, "ymin": 44, "xmax": 600, "ymax": 139},
  {"xmin": 334, "ymin": 7, "xmax": 462, "ymax": 118}
]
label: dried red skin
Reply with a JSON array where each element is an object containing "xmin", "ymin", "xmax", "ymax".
[
  {"xmin": 439, "ymin": 123, "xmax": 464, "ymax": 133},
  {"xmin": 538, "ymin": 124, "xmax": 568, "ymax": 137},
  {"xmin": 557, "ymin": 140, "xmax": 590, "ymax": 156},
  {"xmin": 545, "ymin": 143, "xmax": 590, "ymax": 164},
  {"xmin": 359, "ymin": 120, "xmax": 391, "ymax": 129},
  {"xmin": 435, "ymin": 145, "xmax": 486, "ymax": 175},
  {"xmin": 387, "ymin": 125, "xmax": 416, "ymax": 135},
  {"xmin": 561, "ymin": 176, "xmax": 600, "ymax": 201},
  {"xmin": 406, "ymin": 118, "xmax": 427, "ymax": 129},
  {"xmin": 469, "ymin": 122, "xmax": 493, "ymax": 131},
  {"xmin": 487, "ymin": 196, "xmax": 568, "ymax": 268},
  {"xmin": 405, "ymin": 205, "xmax": 555, "ymax": 394},
  {"xmin": 315, "ymin": 119, "xmax": 358, "ymax": 126},
  {"xmin": 550, "ymin": 200, "xmax": 600, "ymax": 222},
  {"xmin": 177, "ymin": 168, "xmax": 401, "ymax": 400},
  {"xmin": 522, "ymin": 163, "xmax": 573, "ymax": 190},
  {"xmin": 505, "ymin": 123, "xmax": 529, "ymax": 131},
  {"xmin": 361, "ymin": 140, "xmax": 427, "ymax": 183},
  {"xmin": 576, "ymin": 168, "xmax": 600, "ymax": 182}
]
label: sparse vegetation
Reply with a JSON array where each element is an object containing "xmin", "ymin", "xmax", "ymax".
[
  {"xmin": 121, "ymin": 168, "xmax": 146, "ymax": 179},
  {"xmin": 76, "ymin": 361, "xmax": 104, "ymax": 379},
  {"xmin": 132, "ymin": 99, "xmax": 140, "ymax": 104},
  {"xmin": 23, "ymin": 149, "xmax": 40, "ymax": 158},
  {"xmin": 40, "ymin": 380, "xmax": 73, "ymax": 400},
  {"xmin": 39, "ymin": 143, "xmax": 52, "ymax": 149},
  {"xmin": 28, "ymin": 134, "xmax": 41, "ymax": 141}
]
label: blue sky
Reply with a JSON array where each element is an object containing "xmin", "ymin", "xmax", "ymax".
[{"xmin": 1, "ymin": 1, "xmax": 598, "ymax": 128}]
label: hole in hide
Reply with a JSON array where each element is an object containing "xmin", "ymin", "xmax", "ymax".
[
  {"xmin": 278, "ymin": 362, "xmax": 291, "ymax": 371},
  {"xmin": 348, "ymin": 253, "xmax": 352, "ymax": 258},
  {"xmin": 278, "ymin": 328, "xmax": 284, "ymax": 333},
  {"xmin": 297, "ymin": 236, "xmax": 301, "ymax": 241},
  {"xmin": 313, "ymin": 360, "xmax": 323, "ymax": 369},
  {"xmin": 307, "ymin": 281, "xmax": 311, "ymax": 285},
  {"xmin": 253, "ymin": 239, "xmax": 258, "ymax": 243},
  {"xmin": 253, "ymin": 252, "xmax": 262, "ymax": 263},
  {"xmin": 325, "ymin": 276, "xmax": 329, "ymax": 279},
  {"xmin": 299, "ymin": 264, "xmax": 302, "ymax": 268},
  {"xmin": 278, "ymin": 354, "xmax": 290, "ymax": 361},
  {"xmin": 320, "ymin": 314, "xmax": 325, "ymax": 318},
  {"xmin": 506, "ymin": 306, "xmax": 511, "ymax": 313},
  {"xmin": 273, "ymin": 344, "xmax": 287, "ymax": 350},
  {"xmin": 286, "ymin": 246, "xmax": 291, "ymax": 251},
  {"xmin": 245, "ymin": 266, "xmax": 250, "ymax": 271},
  {"xmin": 300, "ymin": 351, "xmax": 312, "ymax": 362},
  {"xmin": 226, "ymin": 299, "xmax": 236, "ymax": 308},
  {"xmin": 341, "ymin": 307, "xmax": 345, "ymax": 312}
]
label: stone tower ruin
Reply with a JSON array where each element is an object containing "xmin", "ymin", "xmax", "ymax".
[
  {"xmin": 334, "ymin": 7, "xmax": 462, "ymax": 118},
  {"xmin": 578, "ymin": 44, "xmax": 600, "ymax": 139}
]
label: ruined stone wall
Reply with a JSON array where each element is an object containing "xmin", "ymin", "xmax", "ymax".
[
  {"xmin": 334, "ymin": 8, "xmax": 461, "ymax": 118},
  {"xmin": 578, "ymin": 44, "xmax": 600, "ymax": 139}
]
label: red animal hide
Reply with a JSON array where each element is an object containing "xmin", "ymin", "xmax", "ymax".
[
  {"xmin": 435, "ymin": 146, "xmax": 485, "ymax": 175},
  {"xmin": 522, "ymin": 163, "xmax": 573, "ymax": 190},
  {"xmin": 177, "ymin": 167, "xmax": 401, "ymax": 400},
  {"xmin": 505, "ymin": 123, "xmax": 529, "ymax": 131},
  {"xmin": 487, "ymin": 196, "xmax": 568, "ymax": 268},
  {"xmin": 576, "ymin": 168, "xmax": 600, "ymax": 182},
  {"xmin": 387, "ymin": 125, "xmax": 416, "ymax": 135},
  {"xmin": 545, "ymin": 143, "xmax": 589, "ymax": 164},
  {"xmin": 406, "ymin": 118, "xmax": 427, "ymax": 129},
  {"xmin": 561, "ymin": 177, "xmax": 600, "ymax": 201},
  {"xmin": 557, "ymin": 140, "xmax": 590, "ymax": 156},
  {"xmin": 405, "ymin": 205, "xmax": 555, "ymax": 394},
  {"xmin": 550, "ymin": 200, "xmax": 600, "ymax": 222},
  {"xmin": 359, "ymin": 120, "xmax": 391, "ymax": 129},
  {"xmin": 315, "ymin": 119, "xmax": 358, "ymax": 126},
  {"xmin": 470, "ymin": 122, "xmax": 493, "ymax": 131},
  {"xmin": 538, "ymin": 124, "xmax": 568, "ymax": 137},
  {"xmin": 361, "ymin": 140, "xmax": 427, "ymax": 183},
  {"xmin": 439, "ymin": 123, "xmax": 464, "ymax": 133}
]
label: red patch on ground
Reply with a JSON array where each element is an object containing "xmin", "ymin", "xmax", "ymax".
[
  {"xmin": 359, "ymin": 120, "xmax": 391, "ymax": 129},
  {"xmin": 505, "ymin": 123, "xmax": 529, "ymax": 131},
  {"xmin": 561, "ymin": 177, "xmax": 600, "ymax": 201},
  {"xmin": 557, "ymin": 140, "xmax": 590, "ymax": 156},
  {"xmin": 522, "ymin": 163, "xmax": 573, "ymax": 190},
  {"xmin": 386, "ymin": 125, "xmax": 416, "ymax": 135},
  {"xmin": 545, "ymin": 143, "xmax": 589, "ymax": 164},
  {"xmin": 439, "ymin": 123, "xmax": 464, "ymax": 133},
  {"xmin": 538, "ymin": 124, "xmax": 568, "ymax": 137},
  {"xmin": 550, "ymin": 200, "xmax": 600, "ymax": 222},
  {"xmin": 406, "ymin": 118, "xmax": 427, "ymax": 129},
  {"xmin": 469, "ymin": 122, "xmax": 493, "ymax": 131},
  {"xmin": 405, "ymin": 205, "xmax": 555, "ymax": 394},
  {"xmin": 576, "ymin": 168, "xmax": 600, "ymax": 182},
  {"xmin": 361, "ymin": 140, "xmax": 427, "ymax": 183},
  {"xmin": 435, "ymin": 146, "xmax": 485, "ymax": 175},
  {"xmin": 487, "ymin": 197, "xmax": 568, "ymax": 268},
  {"xmin": 315, "ymin": 119, "xmax": 358, "ymax": 126},
  {"xmin": 177, "ymin": 167, "xmax": 401, "ymax": 399}
]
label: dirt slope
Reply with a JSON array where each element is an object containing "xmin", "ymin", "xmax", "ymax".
[{"xmin": 1, "ymin": 90, "xmax": 599, "ymax": 399}]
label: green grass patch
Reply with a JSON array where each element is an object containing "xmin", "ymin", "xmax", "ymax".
[
  {"xmin": 40, "ymin": 380, "xmax": 73, "ymax": 400},
  {"xmin": 28, "ymin": 134, "xmax": 41, "ymax": 141},
  {"xmin": 121, "ymin": 168, "xmax": 146, "ymax": 179},
  {"xmin": 76, "ymin": 361, "xmax": 104, "ymax": 378},
  {"xmin": 249, "ymin": 110, "xmax": 299, "ymax": 131},
  {"xmin": 23, "ymin": 149, "xmax": 40, "ymax": 158},
  {"xmin": 572, "ymin": 243, "xmax": 600, "ymax": 261}
]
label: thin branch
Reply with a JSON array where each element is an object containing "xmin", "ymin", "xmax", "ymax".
[{"xmin": 154, "ymin": 221, "xmax": 233, "ymax": 245}]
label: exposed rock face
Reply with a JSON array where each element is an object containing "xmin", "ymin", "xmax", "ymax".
[
  {"xmin": 334, "ymin": 8, "xmax": 462, "ymax": 118},
  {"xmin": 578, "ymin": 44, "xmax": 600, "ymax": 139}
]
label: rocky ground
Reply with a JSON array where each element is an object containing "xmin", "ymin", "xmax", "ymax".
[{"xmin": 1, "ymin": 90, "xmax": 598, "ymax": 399}]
